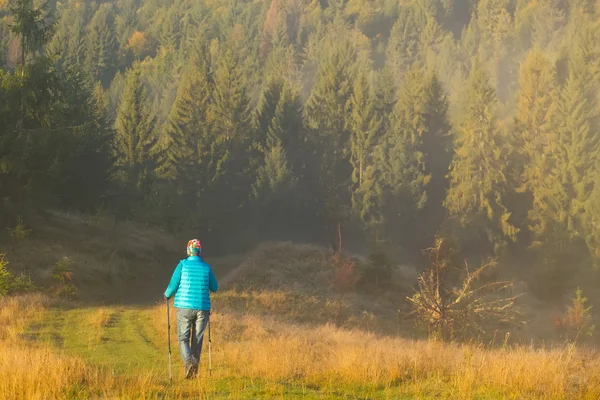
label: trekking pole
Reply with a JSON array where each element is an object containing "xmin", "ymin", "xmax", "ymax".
[
  {"xmin": 208, "ymin": 314, "xmax": 212, "ymax": 376},
  {"xmin": 166, "ymin": 297, "xmax": 173, "ymax": 382}
]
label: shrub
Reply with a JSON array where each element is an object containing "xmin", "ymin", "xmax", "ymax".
[
  {"xmin": 331, "ymin": 252, "xmax": 361, "ymax": 292},
  {"xmin": 360, "ymin": 248, "xmax": 393, "ymax": 289},
  {"xmin": 554, "ymin": 287, "xmax": 595, "ymax": 342},
  {"xmin": 11, "ymin": 273, "xmax": 36, "ymax": 293},
  {"xmin": 0, "ymin": 254, "xmax": 37, "ymax": 296},
  {"xmin": 7, "ymin": 216, "xmax": 32, "ymax": 242},
  {"xmin": 51, "ymin": 257, "xmax": 77, "ymax": 299},
  {"xmin": 0, "ymin": 255, "xmax": 11, "ymax": 297}
]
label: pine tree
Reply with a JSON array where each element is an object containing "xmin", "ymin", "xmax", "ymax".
[
  {"xmin": 210, "ymin": 47, "xmax": 251, "ymax": 147},
  {"xmin": 160, "ymin": 58, "xmax": 211, "ymax": 182},
  {"xmin": 114, "ymin": 64, "xmax": 158, "ymax": 192},
  {"xmin": 514, "ymin": 50, "xmax": 561, "ymax": 241},
  {"xmin": 374, "ymin": 65, "xmax": 452, "ymax": 244},
  {"xmin": 304, "ymin": 34, "xmax": 356, "ymax": 240},
  {"xmin": 8, "ymin": 0, "xmax": 54, "ymax": 134},
  {"xmin": 444, "ymin": 63, "xmax": 517, "ymax": 253},
  {"xmin": 304, "ymin": 36, "xmax": 355, "ymax": 183},
  {"xmin": 254, "ymin": 79, "xmax": 283, "ymax": 148},
  {"xmin": 84, "ymin": 3, "xmax": 117, "ymax": 84},
  {"xmin": 528, "ymin": 0, "xmax": 566, "ymax": 49},
  {"xmin": 8, "ymin": 0, "xmax": 55, "ymax": 69},
  {"xmin": 207, "ymin": 45, "xmax": 252, "ymax": 209},
  {"xmin": 253, "ymin": 79, "xmax": 302, "ymax": 204},
  {"xmin": 253, "ymin": 137, "xmax": 293, "ymax": 203},
  {"xmin": 159, "ymin": 8, "xmax": 181, "ymax": 50},
  {"xmin": 115, "ymin": 0, "xmax": 138, "ymax": 51},
  {"xmin": 476, "ymin": 0, "xmax": 512, "ymax": 47},
  {"xmin": 421, "ymin": 73, "xmax": 454, "ymax": 232},
  {"xmin": 46, "ymin": 2, "xmax": 87, "ymax": 70},
  {"xmin": 386, "ymin": 5, "xmax": 427, "ymax": 78},
  {"xmin": 347, "ymin": 65, "xmax": 382, "ymax": 228},
  {"xmin": 558, "ymin": 73, "xmax": 598, "ymax": 234},
  {"xmin": 348, "ymin": 66, "xmax": 381, "ymax": 189}
]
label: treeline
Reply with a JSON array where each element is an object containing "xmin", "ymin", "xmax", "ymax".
[{"xmin": 1, "ymin": 0, "xmax": 600, "ymax": 298}]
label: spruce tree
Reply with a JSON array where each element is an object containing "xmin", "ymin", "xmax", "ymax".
[
  {"xmin": 386, "ymin": 5, "xmax": 427, "ymax": 77},
  {"xmin": 304, "ymin": 37, "xmax": 355, "ymax": 185},
  {"xmin": 373, "ymin": 64, "xmax": 452, "ymax": 244},
  {"xmin": 304, "ymin": 35, "xmax": 356, "ymax": 242},
  {"xmin": 206, "ymin": 45, "xmax": 252, "ymax": 213},
  {"xmin": 348, "ymin": 66, "xmax": 381, "ymax": 189},
  {"xmin": 527, "ymin": 0, "xmax": 565, "ymax": 49},
  {"xmin": 8, "ymin": 0, "xmax": 55, "ymax": 69},
  {"xmin": 209, "ymin": 47, "xmax": 251, "ymax": 147},
  {"xmin": 254, "ymin": 79, "xmax": 283, "ymax": 149},
  {"xmin": 347, "ymin": 65, "xmax": 382, "ymax": 229},
  {"xmin": 515, "ymin": 50, "xmax": 560, "ymax": 241},
  {"xmin": 444, "ymin": 63, "xmax": 517, "ymax": 253},
  {"xmin": 84, "ymin": 3, "xmax": 117, "ymax": 84},
  {"xmin": 558, "ymin": 73, "xmax": 598, "ymax": 234},
  {"xmin": 160, "ymin": 58, "xmax": 211, "ymax": 183},
  {"xmin": 253, "ymin": 79, "xmax": 302, "ymax": 203},
  {"xmin": 114, "ymin": 64, "xmax": 158, "ymax": 192},
  {"xmin": 115, "ymin": 0, "xmax": 138, "ymax": 51}
]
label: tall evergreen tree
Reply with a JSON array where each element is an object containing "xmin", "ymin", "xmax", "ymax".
[
  {"xmin": 115, "ymin": 0, "xmax": 138, "ymax": 51},
  {"xmin": 47, "ymin": 2, "xmax": 87, "ymax": 70},
  {"xmin": 386, "ymin": 5, "xmax": 427, "ymax": 78},
  {"xmin": 209, "ymin": 47, "xmax": 251, "ymax": 148},
  {"xmin": 444, "ymin": 63, "xmax": 517, "ymax": 253},
  {"xmin": 558, "ymin": 72, "xmax": 598, "ymax": 234},
  {"xmin": 8, "ymin": 0, "xmax": 55, "ymax": 69},
  {"xmin": 113, "ymin": 64, "xmax": 158, "ymax": 193},
  {"xmin": 206, "ymin": 45, "xmax": 253, "ymax": 216},
  {"xmin": 253, "ymin": 79, "xmax": 302, "ymax": 204},
  {"xmin": 348, "ymin": 66, "xmax": 381, "ymax": 189},
  {"xmin": 514, "ymin": 50, "xmax": 560, "ymax": 242},
  {"xmin": 84, "ymin": 3, "xmax": 117, "ymax": 84},
  {"xmin": 372, "ymin": 64, "xmax": 452, "ymax": 245},
  {"xmin": 347, "ymin": 65, "xmax": 382, "ymax": 229},
  {"xmin": 304, "ymin": 33, "xmax": 356, "ymax": 243},
  {"xmin": 160, "ymin": 57, "xmax": 211, "ymax": 183}
]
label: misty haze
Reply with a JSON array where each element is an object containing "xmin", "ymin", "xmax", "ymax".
[{"xmin": 1, "ymin": 0, "xmax": 600, "ymax": 398}]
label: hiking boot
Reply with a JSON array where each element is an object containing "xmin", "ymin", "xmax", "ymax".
[{"xmin": 185, "ymin": 363, "xmax": 195, "ymax": 379}]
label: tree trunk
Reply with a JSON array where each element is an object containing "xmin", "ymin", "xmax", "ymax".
[
  {"xmin": 359, "ymin": 156, "xmax": 363, "ymax": 186},
  {"xmin": 19, "ymin": 37, "xmax": 25, "ymax": 134},
  {"xmin": 337, "ymin": 222, "xmax": 342, "ymax": 254}
]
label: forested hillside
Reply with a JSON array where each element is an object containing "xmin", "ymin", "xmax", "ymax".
[{"xmin": 2, "ymin": 0, "xmax": 600, "ymax": 300}]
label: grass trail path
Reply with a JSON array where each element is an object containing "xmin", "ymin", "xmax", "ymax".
[{"xmin": 24, "ymin": 304, "xmax": 413, "ymax": 399}]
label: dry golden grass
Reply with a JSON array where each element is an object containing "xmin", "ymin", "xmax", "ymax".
[
  {"xmin": 2, "ymin": 292, "xmax": 600, "ymax": 399},
  {"xmin": 0, "ymin": 343, "xmax": 91, "ymax": 400},
  {"xmin": 153, "ymin": 302, "xmax": 600, "ymax": 399},
  {"xmin": 0, "ymin": 296, "xmax": 183, "ymax": 400},
  {"xmin": 0, "ymin": 294, "xmax": 48, "ymax": 342},
  {"xmin": 0, "ymin": 296, "xmax": 93, "ymax": 399},
  {"xmin": 2, "ymin": 237, "xmax": 600, "ymax": 398}
]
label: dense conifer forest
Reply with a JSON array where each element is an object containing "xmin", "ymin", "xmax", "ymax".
[{"xmin": 2, "ymin": 0, "xmax": 600, "ymax": 299}]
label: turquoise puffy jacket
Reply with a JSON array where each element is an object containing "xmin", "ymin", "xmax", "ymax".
[{"xmin": 164, "ymin": 256, "xmax": 218, "ymax": 310}]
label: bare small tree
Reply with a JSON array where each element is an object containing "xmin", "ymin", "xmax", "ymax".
[{"xmin": 407, "ymin": 238, "xmax": 522, "ymax": 341}]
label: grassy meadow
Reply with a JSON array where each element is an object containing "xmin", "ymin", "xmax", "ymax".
[
  {"xmin": 2, "ymin": 290, "xmax": 600, "ymax": 399},
  {"xmin": 2, "ymin": 216, "xmax": 600, "ymax": 399}
]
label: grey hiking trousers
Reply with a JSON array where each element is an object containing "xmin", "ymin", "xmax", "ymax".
[{"xmin": 176, "ymin": 308, "xmax": 209, "ymax": 368}]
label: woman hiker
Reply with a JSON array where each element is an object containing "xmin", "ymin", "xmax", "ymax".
[{"xmin": 164, "ymin": 239, "xmax": 219, "ymax": 378}]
